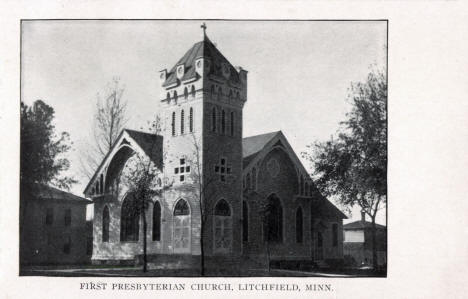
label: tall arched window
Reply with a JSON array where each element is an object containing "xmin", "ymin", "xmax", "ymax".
[
  {"xmin": 173, "ymin": 91, "xmax": 178, "ymax": 102},
  {"xmin": 171, "ymin": 112, "xmax": 176, "ymax": 136},
  {"xmin": 102, "ymin": 206, "xmax": 110, "ymax": 242},
  {"xmin": 300, "ymin": 176, "xmax": 304, "ymax": 195},
  {"xmin": 252, "ymin": 168, "xmax": 257, "ymax": 190},
  {"xmin": 189, "ymin": 107, "xmax": 193, "ymax": 133},
  {"xmin": 221, "ymin": 110, "xmax": 226, "ymax": 134},
  {"xmin": 120, "ymin": 196, "xmax": 140, "ymax": 242},
  {"xmin": 218, "ymin": 87, "xmax": 222, "ymax": 100},
  {"xmin": 180, "ymin": 109, "xmax": 185, "ymax": 135},
  {"xmin": 184, "ymin": 87, "xmax": 188, "ymax": 100},
  {"xmin": 266, "ymin": 194, "xmax": 283, "ymax": 243},
  {"xmin": 213, "ymin": 199, "xmax": 232, "ymax": 253},
  {"xmin": 152, "ymin": 201, "xmax": 161, "ymax": 241},
  {"xmin": 296, "ymin": 207, "xmax": 303, "ymax": 243},
  {"xmin": 166, "ymin": 92, "xmax": 170, "ymax": 102},
  {"xmin": 246, "ymin": 173, "xmax": 251, "ymax": 190},
  {"xmin": 230, "ymin": 111, "xmax": 234, "ymax": 136},
  {"xmin": 211, "ymin": 107, "xmax": 217, "ymax": 132},
  {"xmin": 242, "ymin": 201, "xmax": 249, "ymax": 242},
  {"xmin": 173, "ymin": 199, "xmax": 190, "ymax": 253},
  {"xmin": 191, "ymin": 85, "xmax": 195, "ymax": 98},
  {"xmin": 100, "ymin": 174, "xmax": 104, "ymax": 194}
]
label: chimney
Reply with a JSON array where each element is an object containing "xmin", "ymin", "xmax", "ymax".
[{"xmin": 361, "ymin": 211, "xmax": 366, "ymax": 222}]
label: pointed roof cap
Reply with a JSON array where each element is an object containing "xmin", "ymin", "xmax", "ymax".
[{"xmin": 162, "ymin": 32, "xmax": 240, "ymax": 87}]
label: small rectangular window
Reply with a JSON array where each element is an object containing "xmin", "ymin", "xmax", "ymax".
[
  {"xmin": 185, "ymin": 166, "xmax": 190, "ymax": 173},
  {"xmin": 220, "ymin": 167, "xmax": 225, "ymax": 173},
  {"xmin": 180, "ymin": 158, "xmax": 185, "ymax": 165},
  {"xmin": 220, "ymin": 175, "xmax": 225, "ymax": 182},
  {"xmin": 332, "ymin": 224, "xmax": 338, "ymax": 247},
  {"xmin": 174, "ymin": 168, "xmax": 179, "ymax": 174},
  {"xmin": 214, "ymin": 166, "xmax": 220, "ymax": 173},
  {"xmin": 180, "ymin": 167, "xmax": 185, "ymax": 173},
  {"xmin": 227, "ymin": 167, "xmax": 232, "ymax": 174},
  {"xmin": 180, "ymin": 175, "xmax": 185, "ymax": 182},
  {"xmin": 221, "ymin": 158, "xmax": 226, "ymax": 165},
  {"xmin": 64, "ymin": 209, "xmax": 71, "ymax": 226},
  {"xmin": 63, "ymin": 236, "xmax": 71, "ymax": 254},
  {"xmin": 46, "ymin": 208, "xmax": 53, "ymax": 225}
]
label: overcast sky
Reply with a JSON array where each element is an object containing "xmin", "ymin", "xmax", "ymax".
[{"xmin": 22, "ymin": 20, "xmax": 387, "ymax": 224}]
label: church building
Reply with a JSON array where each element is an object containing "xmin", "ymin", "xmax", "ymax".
[{"xmin": 83, "ymin": 26, "xmax": 346, "ymax": 271}]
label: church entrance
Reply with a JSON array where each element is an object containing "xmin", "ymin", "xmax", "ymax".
[
  {"xmin": 213, "ymin": 199, "xmax": 232, "ymax": 254},
  {"xmin": 173, "ymin": 199, "xmax": 191, "ymax": 254}
]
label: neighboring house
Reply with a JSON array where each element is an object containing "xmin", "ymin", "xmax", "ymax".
[
  {"xmin": 343, "ymin": 212, "xmax": 387, "ymax": 267},
  {"xmin": 20, "ymin": 185, "xmax": 92, "ymax": 265},
  {"xmin": 83, "ymin": 29, "xmax": 346, "ymax": 270}
]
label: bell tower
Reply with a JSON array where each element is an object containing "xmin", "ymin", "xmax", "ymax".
[{"xmin": 158, "ymin": 24, "xmax": 247, "ymax": 257}]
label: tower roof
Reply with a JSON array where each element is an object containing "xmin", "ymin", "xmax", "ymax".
[{"xmin": 162, "ymin": 34, "xmax": 241, "ymax": 87}]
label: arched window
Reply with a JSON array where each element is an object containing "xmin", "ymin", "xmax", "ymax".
[
  {"xmin": 300, "ymin": 176, "xmax": 304, "ymax": 195},
  {"xmin": 173, "ymin": 91, "xmax": 178, "ymax": 102},
  {"xmin": 296, "ymin": 207, "xmax": 303, "ymax": 243},
  {"xmin": 152, "ymin": 201, "xmax": 161, "ymax": 241},
  {"xmin": 310, "ymin": 184, "xmax": 314, "ymax": 196},
  {"xmin": 102, "ymin": 206, "xmax": 110, "ymax": 242},
  {"xmin": 120, "ymin": 196, "xmax": 140, "ymax": 242},
  {"xmin": 191, "ymin": 85, "xmax": 195, "ymax": 98},
  {"xmin": 184, "ymin": 87, "xmax": 188, "ymax": 100},
  {"xmin": 230, "ymin": 111, "xmax": 234, "ymax": 136},
  {"xmin": 189, "ymin": 107, "xmax": 193, "ymax": 133},
  {"xmin": 213, "ymin": 199, "xmax": 232, "ymax": 253},
  {"xmin": 180, "ymin": 109, "xmax": 185, "ymax": 135},
  {"xmin": 228, "ymin": 90, "xmax": 233, "ymax": 99},
  {"xmin": 211, "ymin": 107, "xmax": 217, "ymax": 132},
  {"xmin": 246, "ymin": 173, "xmax": 251, "ymax": 190},
  {"xmin": 171, "ymin": 112, "xmax": 176, "ymax": 136},
  {"xmin": 211, "ymin": 85, "xmax": 215, "ymax": 98},
  {"xmin": 236, "ymin": 91, "xmax": 240, "ymax": 99},
  {"xmin": 166, "ymin": 92, "xmax": 170, "ymax": 102},
  {"xmin": 218, "ymin": 87, "xmax": 222, "ymax": 100},
  {"xmin": 252, "ymin": 167, "xmax": 257, "ymax": 190},
  {"xmin": 221, "ymin": 110, "xmax": 226, "ymax": 134},
  {"xmin": 242, "ymin": 201, "xmax": 249, "ymax": 242},
  {"xmin": 173, "ymin": 199, "xmax": 190, "ymax": 253},
  {"xmin": 305, "ymin": 182, "xmax": 309, "ymax": 196},
  {"xmin": 100, "ymin": 174, "xmax": 104, "ymax": 194},
  {"xmin": 266, "ymin": 194, "xmax": 283, "ymax": 243}
]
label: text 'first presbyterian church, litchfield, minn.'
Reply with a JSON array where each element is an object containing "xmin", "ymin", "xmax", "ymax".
[{"xmin": 83, "ymin": 24, "xmax": 347, "ymax": 271}]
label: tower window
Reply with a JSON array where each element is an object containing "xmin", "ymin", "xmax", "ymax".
[
  {"xmin": 173, "ymin": 91, "xmax": 178, "ymax": 102},
  {"xmin": 230, "ymin": 111, "xmax": 234, "ymax": 136},
  {"xmin": 180, "ymin": 109, "xmax": 185, "ymax": 135},
  {"xmin": 184, "ymin": 87, "xmax": 188, "ymax": 100},
  {"xmin": 211, "ymin": 107, "xmax": 217, "ymax": 132},
  {"xmin": 221, "ymin": 110, "xmax": 226, "ymax": 134},
  {"xmin": 242, "ymin": 201, "xmax": 249, "ymax": 242},
  {"xmin": 191, "ymin": 85, "xmax": 195, "ymax": 98},
  {"xmin": 189, "ymin": 107, "xmax": 193, "ymax": 133},
  {"xmin": 64, "ymin": 208, "xmax": 71, "ymax": 226},
  {"xmin": 166, "ymin": 92, "xmax": 170, "ymax": 101},
  {"xmin": 214, "ymin": 157, "xmax": 231, "ymax": 182},
  {"xmin": 171, "ymin": 112, "xmax": 176, "ymax": 136},
  {"xmin": 218, "ymin": 87, "xmax": 222, "ymax": 100},
  {"xmin": 174, "ymin": 158, "xmax": 190, "ymax": 183}
]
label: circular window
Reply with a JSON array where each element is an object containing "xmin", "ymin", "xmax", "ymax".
[{"xmin": 267, "ymin": 158, "xmax": 280, "ymax": 178}]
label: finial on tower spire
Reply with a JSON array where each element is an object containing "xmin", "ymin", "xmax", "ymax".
[{"xmin": 201, "ymin": 22, "xmax": 207, "ymax": 37}]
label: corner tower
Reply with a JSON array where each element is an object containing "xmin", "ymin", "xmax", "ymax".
[{"xmin": 159, "ymin": 26, "xmax": 247, "ymax": 258}]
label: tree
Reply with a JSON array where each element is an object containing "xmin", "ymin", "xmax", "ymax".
[
  {"xmin": 302, "ymin": 68, "xmax": 387, "ymax": 270},
  {"xmin": 80, "ymin": 78, "xmax": 128, "ymax": 179},
  {"xmin": 186, "ymin": 134, "xmax": 218, "ymax": 276},
  {"xmin": 20, "ymin": 99, "xmax": 76, "ymax": 231},
  {"xmin": 120, "ymin": 116, "xmax": 168, "ymax": 272}
]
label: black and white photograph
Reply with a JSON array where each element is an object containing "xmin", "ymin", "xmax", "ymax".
[{"xmin": 19, "ymin": 20, "xmax": 387, "ymax": 277}]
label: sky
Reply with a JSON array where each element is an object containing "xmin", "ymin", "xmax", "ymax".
[{"xmin": 21, "ymin": 20, "xmax": 387, "ymax": 224}]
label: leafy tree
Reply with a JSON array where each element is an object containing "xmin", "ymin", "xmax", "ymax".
[
  {"xmin": 20, "ymin": 99, "xmax": 76, "ymax": 192},
  {"xmin": 302, "ymin": 68, "xmax": 387, "ymax": 269}
]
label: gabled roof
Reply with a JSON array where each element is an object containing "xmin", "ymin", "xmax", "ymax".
[
  {"xmin": 125, "ymin": 129, "xmax": 163, "ymax": 168},
  {"xmin": 83, "ymin": 129, "xmax": 163, "ymax": 195},
  {"xmin": 242, "ymin": 131, "xmax": 280, "ymax": 167},
  {"xmin": 344, "ymin": 220, "xmax": 386, "ymax": 230},
  {"xmin": 163, "ymin": 35, "xmax": 240, "ymax": 87},
  {"xmin": 38, "ymin": 185, "xmax": 91, "ymax": 204}
]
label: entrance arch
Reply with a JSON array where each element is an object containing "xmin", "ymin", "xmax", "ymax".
[{"xmin": 173, "ymin": 199, "xmax": 191, "ymax": 253}]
